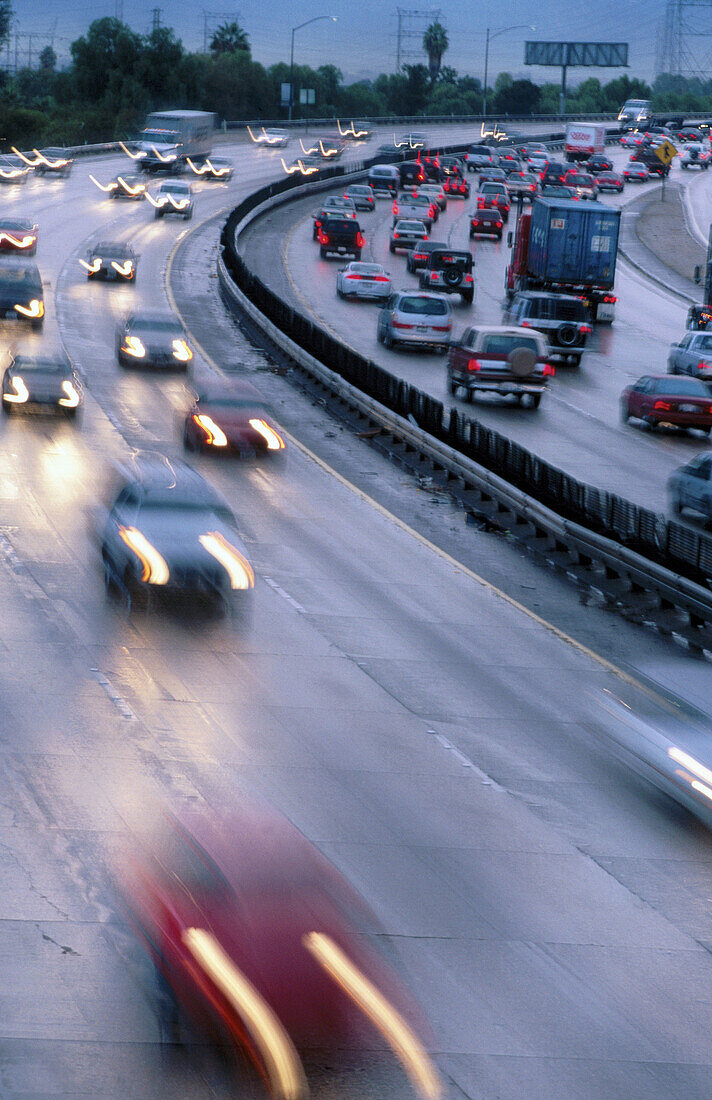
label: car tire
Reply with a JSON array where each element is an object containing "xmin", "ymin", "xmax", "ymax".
[
  {"xmin": 320, "ymin": 247, "xmax": 327, "ymax": 258},
  {"xmin": 448, "ymin": 376, "xmax": 458, "ymax": 395},
  {"xmin": 183, "ymin": 426, "xmax": 195, "ymax": 451},
  {"xmin": 383, "ymin": 329, "xmax": 393, "ymax": 350},
  {"xmin": 102, "ymin": 553, "xmax": 120, "ymax": 599},
  {"xmin": 2, "ymin": 400, "xmax": 11, "ymax": 416},
  {"xmin": 462, "ymin": 292, "xmax": 474, "ymax": 305},
  {"xmin": 389, "ymin": 243, "xmax": 395, "ymax": 254},
  {"xmin": 671, "ymin": 495, "xmax": 681, "ymax": 515},
  {"xmin": 469, "ymin": 230, "xmax": 474, "ymax": 239},
  {"xmin": 154, "ymin": 210, "xmax": 163, "ymax": 219},
  {"xmin": 336, "ymin": 285, "xmax": 343, "ymax": 298},
  {"xmin": 185, "ymin": 209, "xmax": 193, "ymax": 220},
  {"xmin": 354, "ymin": 251, "xmax": 361, "ymax": 261},
  {"xmin": 528, "ymin": 392, "xmax": 542, "ymax": 409},
  {"xmin": 31, "ymin": 320, "xmax": 43, "ymax": 332},
  {"xmin": 620, "ymin": 402, "xmax": 630, "ymax": 424}
]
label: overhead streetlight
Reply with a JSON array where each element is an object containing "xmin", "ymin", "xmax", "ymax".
[
  {"xmin": 289, "ymin": 16, "xmax": 338, "ymax": 122},
  {"xmin": 483, "ymin": 24, "xmax": 536, "ymax": 119}
]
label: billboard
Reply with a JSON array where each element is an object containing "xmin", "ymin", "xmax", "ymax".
[{"xmin": 525, "ymin": 42, "xmax": 628, "ymax": 68}]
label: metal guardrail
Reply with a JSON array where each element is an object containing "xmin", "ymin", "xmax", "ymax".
[
  {"xmin": 215, "ymin": 127, "xmax": 712, "ymax": 654},
  {"xmin": 226, "ymin": 113, "xmax": 619, "ymax": 131}
]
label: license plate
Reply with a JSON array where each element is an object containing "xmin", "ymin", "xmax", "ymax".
[
  {"xmin": 597, "ymin": 303, "xmax": 614, "ymax": 320},
  {"xmin": 5, "ymin": 310, "xmax": 17, "ymax": 319},
  {"xmin": 679, "ymin": 404, "xmax": 698, "ymax": 412},
  {"xmin": 417, "ymin": 326, "xmax": 428, "ymax": 333},
  {"xmin": 338, "ymin": 247, "xmax": 346, "ymax": 253}
]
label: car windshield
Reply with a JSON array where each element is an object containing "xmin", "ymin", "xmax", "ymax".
[
  {"xmin": 569, "ymin": 175, "xmax": 593, "ymax": 185},
  {"xmin": 0, "ymin": 220, "xmax": 33, "ymax": 230},
  {"xmin": 399, "ymin": 297, "xmax": 448, "ymax": 316},
  {"xmin": 0, "ymin": 267, "xmax": 40, "ymax": 287},
  {"xmin": 347, "ymin": 187, "xmax": 369, "ymax": 195},
  {"xmin": 12, "ymin": 358, "xmax": 67, "ymax": 373},
  {"xmin": 652, "ymin": 378, "xmax": 709, "ymax": 395},
  {"xmin": 482, "ymin": 335, "xmax": 540, "ymax": 356},
  {"xmin": 129, "ymin": 318, "xmax": 182, "ymax": 333},
  {"xmin": 396, "ymin": 221, "xmax": 425, "ymax": 232}
]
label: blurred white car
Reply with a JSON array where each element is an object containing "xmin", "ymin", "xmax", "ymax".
[{"xmin": 336, "ymin": 261, "xmax": 391, "ymax": 300}]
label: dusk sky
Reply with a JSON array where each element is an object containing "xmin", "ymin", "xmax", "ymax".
[{"xmin": 8, "ymin": 0, "xmax": 664, "ymax": 85}]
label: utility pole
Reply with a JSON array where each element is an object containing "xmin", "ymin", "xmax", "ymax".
[{"xmin": 151, "ymin": 8, "xmax": 162, "ymax": 32}]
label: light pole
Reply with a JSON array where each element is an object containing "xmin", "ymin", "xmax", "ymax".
[
  {"xmin": 483, "ymin": 24, "xmax": 535, "ymax": 119},
  {"xmin": 289, "ymin": 15, "xmax": 337, "ymax": 121}
]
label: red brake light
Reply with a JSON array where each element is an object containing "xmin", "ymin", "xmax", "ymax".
[
  {"xmin": 392, "ymin": 321, "xmax": 413, "ymax": 329},
  {"xmin": 393, "ymin": 232, "xmax": 399, "ymax": 239},
  {"xmin": 464, "ymin": 274, "xmax": 473, "ymax": 282},
  {"xmin": 496, "ymin": 221, "xmax": 502, "ymax": 227},
  {"xmin": 698, "ymin": 361, "xmax": 712, "ymax": 370},
  {"xmin": 318, "ymin": 232, "xmax": 329, "ymax": 244},
  {"xmin": 603, "ymin": 295, "xmax": 617, "ymax": 304},
  {"xmin": 543, "ymin": 364, "xmax": 555, "ymax": 376},
  {"xmin": 467, "ymin": 358, "xmax": 481, "ymax": 371},
  {"xmin": 432, "ymin": 325, "xmax": 450, "ymax": 332},
  {"xmin": 521, "ymin": 320, "xmax": 532, "ymax": 327},
  {"xmin": 581, "ymin": 325, "xmax": 592, "ymax": 334},
  {"xmin": 373, "ymin": 275, "xmax": 389, "ymax": 282},
  {"xmin": 346, "ymin": 273, "xmax": 362, "ymax": 280},
  {"xmin": 654, "ymin": 400, "xmax": 672, "ymax": 411},
  {"xmin": 356, "ymin": 232, "xmax": 365, "ymax": 247}
]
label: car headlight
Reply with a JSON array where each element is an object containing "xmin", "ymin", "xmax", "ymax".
[
  {"xmin": 3, "ymin": 375, "xmax": 28, "ymax": 403},
  {"xmin": 89, "ymin": 174, "xmax": 118, "ymax": 193},
  {"xmin": 79, "ymin": 257, "xmax": 102, "ymax": 273},
  {"xmin": 111, "ymin": 260, "xmax": 134, "ymax": 277},
  {"xmin": 199, "ymin": 532, "xmax": 254, "ymax": 590},
  {"xmin": 118, "ymin": 526, "xmax": 169, "ymax": 585},
  {"xmin": 248, "ymin": 418, "xmax": 285, "ymax": 451},
  {"xmin": 122, "ymin": 336, "xmax": 146, "ymax": 358},
  {"xmin": 15, "ymin": 299, "xmax": 43, "ymax": 318},
  {"xmin": 145, "ymin": 194, "xmax": 168, "ymax": 208},
  {"xmin": 193, "ymin": 414, "xmax": 227, "ymax": 446},
  {"xmin": 172, "ymin": 339, "xmax": 192, "ymax": 362},
  {"xmin": 58, "ymin": 380, "xmax": 80, "ymax": 408},
  {"xmin": 0, "ymin": 233, "xmax": 35, "ymax": 248}
]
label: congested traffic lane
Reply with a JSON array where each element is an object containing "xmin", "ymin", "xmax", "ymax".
[
  {"xmin": 242, "ymin": 141, "xmax": 712, "ymax": 513},
  {"xmin": 5, "ymin": 127, "xmax": 712, "ymax": 1097}
]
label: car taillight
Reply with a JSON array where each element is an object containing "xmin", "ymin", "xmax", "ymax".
[
  {"xmin": 603, "ymin": 295, "xmax": 617, "ymax": 303},
  {"xmin": 464, "ymin": 274, "xmax": 473, "ymax": 282},
  {"xmin": 698, "ymin": 361, "xmax": 712, "ymax": 371},
  {"xmin": 432, "ymin": 325, "xmax": 450, "ymax": 332},
  {"xmin": 356, "ymin": 232, "xmax": 364, "ymax": 247},
  {"xmin": 496, "ymin": 221, "xmax": 502, "ymax": 227},
  {"xmin": 392, "ymin": 321, "xmax": 413, "ymax": 329},
  {"xmin": 543, "ymin": 363, "xmax": 555, "ymax": 376},
  {"xmin": 581, "ymin": 325, "xmax": 592, "ymax": 334},
  {"xmin": 373, "ymin": 275, "xmax": 389, "ymax": 282},
  {"xmin": 467, "ymin": 358, "xmax": 481, "ymax": 371},
  {"xmin": 346, "ymin": 273, "xmax": 362, "ymax": 280},
  {"xmin": 393, "ymin": 232, "xmax": 399, "ymax": 239},
  {"xmin": 431, "ymin": 272, "xmax": 441, "ymax": 280},
  {"xmin": 318, "ymin": 232, "xmax": 329, "ymax": 244},
  {"xmin": 521, "ymin": 320, "xmax": 532, "ymax": 327},
  {"xmin": 654, "ymin": 400, "xmax": 672, "ymax": 410}
]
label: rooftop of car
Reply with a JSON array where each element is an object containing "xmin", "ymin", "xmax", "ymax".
[
  {"xmin": 0, "ymin": 218, "xmax": 36, "ymax": 229},
  {"xmin": 9, "ymin": 355, "xmax": 71, "ymax": 372},
  {"xmin": 119, "ymin": 453, "xmax": 228, "ymax": 507},
  {"xmin": 0, "ymin": 262, "xmax": 42, "ymax": 284}
]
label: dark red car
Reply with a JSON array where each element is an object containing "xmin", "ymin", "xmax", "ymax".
[
  {"xmin": 469, "ymin": 209, "xmax": 503, "ymax": 238},
  {"xmin": 477, "ymin": 187, "xmax": 510, "ymax": 221},
  {"xmin": 183, "ymin": 379, "xmax": 286, "ymax": 455},
  {"xmin": 621, "ymin": 374, "xmax": 712, "ymax": 433},
  {"xmin": 595, "ymin": 171, "xmax": 624, "ymax": 193},
  {"xmin": 442, "ymin": 175, "xmax": 470, "ymax": 198},
  {"xmin": 116, "ymin": 802, "xmax": 441, "ymax": 1097},
  {"xmin": 584, "ymin": 154, "xmax": 614, "ymax": 173}
]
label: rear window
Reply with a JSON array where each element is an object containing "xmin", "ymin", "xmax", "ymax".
[
  {"xmin": 430, "ymin": 253, "xmax": 471, "ymax": 270},
  {"xmin": 482, "ymin": 335, "xmax": 540, "ymax": 356},
  {"xmin": 399, "ymin": 296, "xmax": 448, "ymax": 316},
  {"xmin": 546, "ymin": 299, "xmax": 586, "ymax": 321},
  {"xmin": 694, "ymin": 335, "xmax": 712, "ymax": 350},
  {"xmin": 324, "ymin": 219, "xmax": 356, "ymax": 233},
  {"xmin": 569, "ymin": 175, "xmax": 594, "ymax": 186},
  {"xmin": 651, "ymin": 377, "xmax": 709, "ymax": 395}
]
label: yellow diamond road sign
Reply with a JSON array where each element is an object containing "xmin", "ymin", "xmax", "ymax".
[{"xmin": 654, "ymin": 139, "xmax": 678, "ymax": 166}]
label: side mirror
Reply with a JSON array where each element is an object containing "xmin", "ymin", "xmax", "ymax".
[
  {"xmin": 507, "ymin": 231, "xmax": 513, "ymax": 247},
  {"xmin": 694, "ymin": 266, "xmax": 702, "ymax": 284}
]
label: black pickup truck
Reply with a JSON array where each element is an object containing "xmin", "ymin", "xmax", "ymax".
[{"xmin": 316, "ymin": 215, "xmax": 364, "ymax": 260}]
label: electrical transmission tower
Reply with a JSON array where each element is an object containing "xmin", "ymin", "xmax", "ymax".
[
  {"xmin": 657, "ymin": 0, "xmax": 712, "ymax": 77},
  {"xmin": 394, "ymin": 7, "xmax": 442, "ymax": 71},
  {"xmin": 151, "ymin": 8, "xmax": 163, "ymax": 32},
  {"xmin": 202, "ymin": 11, "xmax": 241, "ymax": 53}
]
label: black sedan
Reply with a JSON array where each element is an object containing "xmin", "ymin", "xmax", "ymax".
[
  {"xmin": 0, "ymin": 261, "xmax": 44, "ymax": 328},
  {"xmin": 584, "ymin": 154, "xmax": 614, "ymax": 173},
  {"xmin": 117, "ymin": 312, "xmax": 193, "ymax": 369},
  {"xmin": 33, "ymin": 147, "xmax": 73, "ymax": 177},
  {"xmin": 81, "ymin": 242, "xmax": 138, "ymax": 282},
  {"xmin": 183, "ymin": 380, "xmax": 286, "ymax": 456},
  {"xmin": 469, "ymin": 209, "xmax": 504, "ymax": 238},
  {"xmin": 100, "ymin": 452, "xmax": 254, "ymax": 610},
  {"xmin": 2, "ymin": 354, "xmax": 82, "ymax": 417},
  {"xmin": 111, "ymin": 173, "xmax": 147, "ymax": 199}
]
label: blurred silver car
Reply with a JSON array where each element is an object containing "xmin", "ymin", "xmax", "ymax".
[
  {"xmin": 336, "ymin": 261, "xmax": 391, "ymax": 300},
  {"xmin": 343, "ymin": 184, "xmax": 375, "ymax": 211},
  {"xmin": 669, "ymin": 452, "xmax": 712, "ymax": 519},
  {"xmin": 389, "ymin": 219, "xmax": 428, "ymax": 253},
  {"xmin": 377, "ymin": 291, "xmax": 452, "ymax": 352},
  {"xmin": 417, "ymin": 183, "xmax": 446, "ymax": 211}
]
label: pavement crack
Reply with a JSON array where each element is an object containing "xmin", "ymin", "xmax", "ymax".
[{"xmin": 40, "ymin": 929, "xmax": 80, "ymax": 956}]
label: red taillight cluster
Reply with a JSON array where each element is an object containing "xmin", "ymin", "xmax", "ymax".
[
  {"xmin": 698, "ymin": 361, "xmax": 712, "ymax": 371},
  {"xmin": 318, "ymin": 232, "xmax": 329, "ymax": 245},
  {"xmin": 603, "ymin": 295, "xmax": 617, "ymax": 304},
  {"xmin": 467, "ymin": 358, "xmax": 481, "ymax": 371},
  {"xmin": 520, "ymin": 320, "xmax": 532, "ymax": 328},
  {"xmin": 356, "ymin": 232, "xmax": 365, "ymax": 247},
  {"xmin": 373, "ymin": 275, "xmax": 389, "ymax": 282},
  {"xmin": 581, "ymin": 325, "xmax": 592, "ymax": 334},
  {"xmin": 464, "ymin": 274, "xmax": 473, "ymax": 283},
  {"xmin": 543, "ymin": 364, "xmax": 555, "ymax": 377},
  {"xmin": 654, "ymin": 400, "xmax": 672, "ymax": 411},
  {"xmin": 393, "ymin": 232, "xmax": 399, "ymax": 239}
]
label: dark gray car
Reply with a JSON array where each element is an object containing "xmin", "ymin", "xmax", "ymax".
[
  {"xmin": 117, "ymin": 312, "xmax": 193, "ymax": 369},
  {"xmin": 504, "ymin": 291, "xmax": 591, "ymax": 364},
  {"xmin": 668, "ymin": 330, "xmax": 712, "ymax": 381}
]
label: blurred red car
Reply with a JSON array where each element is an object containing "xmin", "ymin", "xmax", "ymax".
[
  {"xmin": 183, "ymin": 379, "xmax": 286, "ymax": 456},
  {"xmin": 621, "ymin": 374, "xmax": 712, "ymax": 432},
  {"xmin": 117, "ymin": 802, "xmax": 442, "ymax": 1099},
  {"xmin": 595, "ymin": 171, "xmax": 624, "ymax": 193}
]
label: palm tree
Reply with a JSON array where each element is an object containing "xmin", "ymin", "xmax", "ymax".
[
  {"xmin": 422, "ymin": 20, "xmax": 448, "ymax": 83},
  {"xmin": 210, "ymin": 21, "xmax": 250, "ymax": 55}
]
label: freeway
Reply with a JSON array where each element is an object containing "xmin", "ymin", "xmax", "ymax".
[
  {"xmin": 239, "ymin": 141, "xmax": 712, "ymax": 515},
  {"xmin": 1, "ymin": 127, "xmax": 712, "ymax": 1099}
]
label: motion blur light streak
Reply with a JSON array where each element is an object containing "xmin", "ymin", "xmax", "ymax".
[
  {"xmin": 89, "ymin": 175, "xmax": 118, "ymax": 193},
  {"xmin": 118, "ymin": 526, "xmax": 169, "ymax": 585},
  {"xmin": 186, "ymin": 157, "xmax": 228, "ymax": 177},
  {"xmin": 121, "ymin": 336, "xmax": 146, "ymax": 358},
  {"xmin": 248, "ymin": 418, "xmax": 285, "ymax": 450},
  {"xmin": 3, "ymin": 376, "xmax": 28, "ymax": 403},
  {"xmin": 79, "ymin": 257, "xmax": 102, "ymax": 273},
  {"xmin": 171, "ymin": 339, "xmax": 192, "ymax": 362},
  {"xmin": 182, "ymin": 928, "xmax": 308, "ymax": 1100},
  {"xmin": 0, "ymin": 166, "xmax": 28, "ymax": 179},
  {"xmin": 119, "ymin": 142, "xmax": 146, "ymax": 159},
  {"xmin": 58, "ymin": 381, "xmax": 80, "ymax": 408},
  {"xmin": 14, "ymin": 299, "xmax": 43, "ymax": 318},
  {"xmin": 193, "ymin": 414, "xmax": 227, "ymax": 447},
  {"xmin": 303, "ymin": 932, "xmax": 443, "ymax": 1100},
  {"xmin": 691, "ymin": 780, "xmax": 712, "ymax": 802},
  {"xmin": 299, "ymin": 139, "xmax": 318, "ymax": 155},
  {"xmin": 111, "ymin": 260, "xmax": 134, "ymax": 278},
  {"xmin": 0, "ymin": 233, "xmax": 36, "ymax": 249},
  {"xmin": 668, "ymin": 746, "xmax": 712, "ymax": 788},
  {"xmin": 199, "ymin": 532, "xmax": 254, "ymax": 589},
  {"xmin": 280, "ymin": 158, "xmax": 318, "ymax": 176},
  {"xmin": 145, "ymin": 194, "xmax": 190, "ymax": 211}
]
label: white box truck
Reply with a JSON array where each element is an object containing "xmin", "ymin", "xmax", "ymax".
[
  {"xmin": 564, "ymin": 123, "xmax": 606, "ymax": 162},
  {"xmin": 134, "ymin": 110, "xmax": 216, "ymax": 173}
]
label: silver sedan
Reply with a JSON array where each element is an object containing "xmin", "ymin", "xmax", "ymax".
[{"xmin": 336, "ymin": 262, "xmax": 391, "ymax": 301}]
